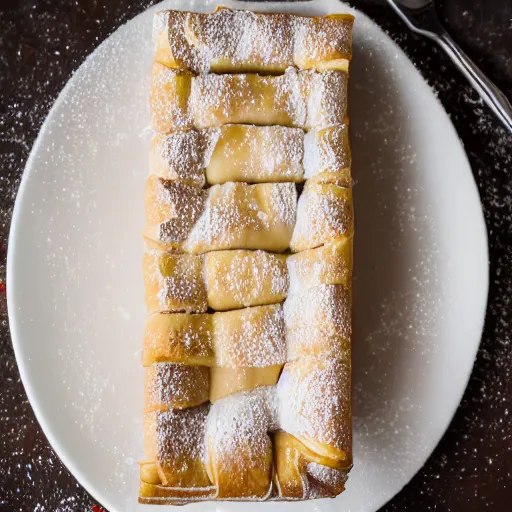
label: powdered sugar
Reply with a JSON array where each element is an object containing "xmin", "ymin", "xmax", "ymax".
[
  {"xmin": 204, "ymin": 386, "xmax": 277, "ymax": 496},
  {"xmin": 151, "ymin": 67, "xmax": 349, "ymax": 132},
  {"xmin": 182, "ymin": 182, "xmax": 297, "ymax": 253},
  {"xmin": 291, "ymin": 181, "xmax": 354, "ymax": 252},
  {"xmin": 205, "ymin": 250, "xmax": 288, "ymax": 309},
  {"xmin": 278, "ymin": 358, "xmax": 351, "ymax": 452},
  {"xmin": 284, "ymin": 284, "xmax": 351, "ymax": 361},
  {"xmin": 144, "ymin": 6, "xmax": 354, "ymax": 504},
  {"xmin": 153, "ymin": 404, "xmax": 209, "ymax": 468},
  {"xmin": 154, "ymin": 8, "xmax": 353, "ymax": 74},
  {"xmin": 152, "ymin": 124, "xmax": 352, "ymax": 186},
  {"xmin": 149, "ymin": 178, "xmax": 207, "ymax": 245},
  {"xmin": 305, "ymin": 462, "xmax": 349, "ymax": 498},
  {"xmin": 303, "ymin": 125, "xmax": 351, "ymax": 181},
  {"xmin": 146, "ymin": 363, "xmax": 209, "ymax": 410},
  {"xmin": 214, "ymin": 305, "xmax": 286, "ymax": 367}
]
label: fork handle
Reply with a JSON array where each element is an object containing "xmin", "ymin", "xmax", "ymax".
[{"xmin": 436, "ymin": 32, "xmax": 512, "ymax": 133}]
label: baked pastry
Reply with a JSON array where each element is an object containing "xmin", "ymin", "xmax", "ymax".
[
  {"xmin": 143, "ymin": 249, "xmax": 288, "ymax": 313},
  {"xmin": 153, "ymin": 8, "xmax": 353, "ymax": 73},
  {"xmin": 140, "ymin": 6, "xmax": 354, "ymax": 505},
  {"xmin": 150, "ymin": 124, "xmax": 351, "ymax": 186},
  {"xmin": 144, "ymin": 177, "xmax": 353, "ymax": 253},
  {"xmin": 151, "ymin": 64, "xmax": 348, "ymax": 133},
  {"xmin": 143, "ymin": 238, "xmax": 352, "ymax": 313},
  {"xmin": 144, "ymin": 177, "xmax": 298, "ymax": 253}
]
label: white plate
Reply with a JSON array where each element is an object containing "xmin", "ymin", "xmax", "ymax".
[{"xmin": 7, "ymin": 0, "xmax": 488, "ymax": 511}]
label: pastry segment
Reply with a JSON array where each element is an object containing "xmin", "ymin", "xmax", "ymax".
[
  {"xmin": 142, "ymin": 305, "xmax": 287, "ymax": 406},
  {"xmin": 141, "ymin": 357, "xmax": 352, "ymax": 503},
  {"xmin": 144, "ymin": 177, "xmax": 297, "ymax": 253},
  {"xmin": 205, "ymin": 387, "xmax": 277, "ymax": 498},
  {"xmin": 143, "ymin": 239, "xmax": 351, "ymax": 314},
  {"xmin": 150, "ymin": 124, "xmax": 351, "ymax": 186},
  {"xmin": 145, "ymin": 177, "xmax": 353, "ymax": 254},
  {"xmin": 290, "ymin": 180, "xmax": 354, "ymax": 252},
  {"xmin": 151, "ymin": 63, "xmax": 348, "ymax": 133},
  {"xmin": 274, "ymin": 431, "xmax": 349, "ymax": 499},
  {"xmin": 145, "ymin": 363, "xmax": 210, "ymax": 411},
  {"xmin": 141, "ymin": 406, "xmax": 214, "ymax": 495},
  {"xmin": 277, "ymin": 358, "xmax": 352, "ymax": 469},
  {"xmin": 143, "ymin": 249, "xmax": 288, "ymax": 313},
  {"xmin": 142, "ymin": 305, "xmax": 286, "ymax": 369},
  {"xmin": 284, "ymin": 284, "xmax": 352, "ymax": 361},
  {"xmin": 153, "ymin": 8, "xmax": 354, "ymax": 73}
]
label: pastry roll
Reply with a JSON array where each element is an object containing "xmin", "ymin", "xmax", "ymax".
[
  {"xmin": 146, "ymin": 361, "xmax": 279, "ymax": 407},
  {"xmin": 143, "ymin": 306, "xmax": 286, "ymax": 401},
  {"xmin": 154, "ymin": 8, "xmax": 354, "ymax": 73},
  {"xmin": 143, "ymin": 312, "xmax": 214, "ymax": 367},
  {"xmin": 284, "ymin": 284, "xmax": 351, "ymax": 361},
  {"xmin": 290, "ymin": 181, "xmax": 354, "ymax": 252},
  {"xmin": 144, "ymin": 240, "xmax": 350, "ymax": 314},
  {"xmin": 150, "ymin": 124, "xmax": 351, "ymax": 186},
  {"xmin": 204, "ymin": 250, "xmax": 288, "ymax": 311},
  {"xmin": 143, "ymin": 175, "xmax": 207, "ymax": 251},
  {"xmin": 144, "ymin": 176, "xmax": 297, "ymax": 253},
  {"xmin": 141, "ymin": 6, "xmax": 355, "ymax": 504},
  {"xmin": 151, "ymin": 126, "xmax": 303, "ymax": 185},
  {"xmin": 143, "ymin": 250, "xmax": 288, "ymax": 313},
  {"xmin": 150, "ymin": 63, "xmax": 348, "ymax": 132},
  {"xmin": 140, "ymin": 406, "xmax": 214, "ymax": 501},
  {"xmin": 145, "ymin": 363, "xmax": 210, "ymax": 411},
  {"xmin": 143, "ymin": 305, "xmax": 286, "ymax": 368},
  {"xmin": 277, "ymin": 358, "xmax": 352, "ymax": 469},
  {"xmin": 304, "ymin": 125, "xmax": 351, "ymax": 185},
  {"xmin": 143, "ymin": 251, "xmax": 207, "ymax": 314},
  {"xmin": 287, "ymin": 238, "xmax": 352, "ymax": 295},
  {"xmin": 205, "ymin": 387, "xmax": 277, "ymax": 498},
  {"xmin": 274, "ymin": 431, "xmax": 349, "ymax": 499}
]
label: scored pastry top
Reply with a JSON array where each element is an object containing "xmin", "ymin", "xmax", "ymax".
[{"xmin": 153, "ymin": 7, "xmax": 354, "ymax": 74}]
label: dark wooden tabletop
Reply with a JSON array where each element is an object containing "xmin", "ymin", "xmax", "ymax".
[{"xmin": 1, "ymin": 1, "xmax": 511, "ymax": 510}]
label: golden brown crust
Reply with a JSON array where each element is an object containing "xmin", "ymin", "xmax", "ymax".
[
  {"xmin": 153, "ymin": 8, "xmax": 353, "ymax": 73},
  {"xmin": 150, "ymin": 63, "xmax": 348, "ymax": 133},
  {"xmin": 205, "ymin": 250, "xmax": 288, "ymax": 310},
  {"xmin": 145, "ymin": 179, "xmax": 297, "ymax": 253},
  {"xmin": 142, "ymin": 313, "xmax": 214, "ymax": 367},
  {"xmin": 150, "ymin": 124, "xmax": 351, "ymax": 187},
  {"xmin": 141, "ymin": 7, "xmax": 354, "ymax": 504},
  {"xmin": 145, "ymin": 364, "xmax": 210, "ymax": 411},
  {"xmin": 143, "ymin": 241, "xmax": 351, "ymax": 315},
  {"xmin": 290, "ymin": 181, "xmax": 354, "ymax": 252},
  {"xmin": 284, "ymin": 283, "xmax": 352, "ymax": 361},
  {"xmin": 142, "ymin": 251, "xmax": 207, "ymax": 314},
  {"xmin": 143, "ymin": 250, "xmax": 288, "ymax": 313},
  {"xmin": 138, "ymin": 481, "xmax": 216, "ymax": 504},
  {"xmin": 205, "ymin": 388, "xmax": 275, "ymax": 499},
  {"xmin": 210, "ymin": 366, "xmax": 282, "ymax": 402},
  {"xmin": 278, "ymin": 358, "xmax": 352, "ymax": 466},
  {"xmin": 143, "ymin": 305, "xmax": 286, "ymax": 369},
  {"xmin": 142, "ymin": 407, "xmax": 212, "ymax": 489},
  {"xmin": 274, "ymin": 431, "xmax": 350, "ymax": 499}
]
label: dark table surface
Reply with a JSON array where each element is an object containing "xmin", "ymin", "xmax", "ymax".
[{"xmin": 1, "ymin": 1, "xmax": 511, "ymax": 511}]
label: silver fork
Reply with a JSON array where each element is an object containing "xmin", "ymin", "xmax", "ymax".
[{"xmin": 385, "ymin": 0, "xmax": 512, "ymax": 133}]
